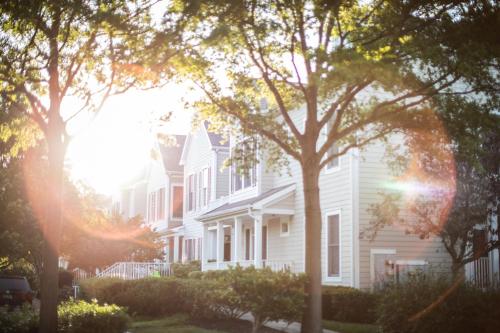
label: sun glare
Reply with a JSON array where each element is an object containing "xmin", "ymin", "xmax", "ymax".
[{"xmin": 66, "ymin": 84, "xmax": 192, "ymax": 195}]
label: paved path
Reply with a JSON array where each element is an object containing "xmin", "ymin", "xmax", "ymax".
[{"xmin": 240, "ymin": 313, "xmax": 338, "ymax": 333}]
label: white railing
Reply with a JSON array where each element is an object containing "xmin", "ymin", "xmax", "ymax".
[
  {"xmin": 203, "ymin": 260, "xmax": 297, "ymax": 273},
  {"xmin": 465, "ymin": 257, "xmax": 491, "ymax": 289},
  {"xmin": 72, "ymin": 268, "xmax": 93, "ymax": 281},
  {"xmin": 95, "ymin": 262, "xmax": 172, "ymax": 280}
]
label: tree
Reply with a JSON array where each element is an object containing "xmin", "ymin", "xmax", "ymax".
[
  {"xmin": 170, "ymin": 1, "xmax": 499, "ymax": 331},
  {"xmin": 0, "ymin": 1, "xmax": 175, "ymax": 331},
  {"xmin": 367, "ymin": 96, "xmax": 500, "ymax": 277}
]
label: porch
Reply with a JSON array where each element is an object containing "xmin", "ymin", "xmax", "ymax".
[{"xmin": 197, "ymin": 184, "xmax": 299, "ymax": 273}]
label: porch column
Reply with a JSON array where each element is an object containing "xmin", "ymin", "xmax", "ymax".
[
  {"xmin": 216, "ymin": 221, "xmax": 224, "ymax": 268},
  {"xmin": 233, "ymin": 217, "xmax": 242, "ymax": 263},
  {"xmin": 253, "ymin": 214, "xmax": 263, "ymax": 268},
  {"xmin": 173, "ymin": 236, "xmax": 179, "ymax": 263},
  {"xmin": 202, "ymin": 224, "xmax": 209, "ymax": 270}
]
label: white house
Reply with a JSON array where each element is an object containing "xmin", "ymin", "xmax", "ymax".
[{"xmin": 178, "ymin": 112, "xmax": 452, "ymax": 289}]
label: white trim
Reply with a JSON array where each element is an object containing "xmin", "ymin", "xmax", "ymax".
[
  {"xmin": 324, "ymin": 209, "xmax": 342, "ymax": 283},
  {"xmin": 370, "ymin": 248, "xmax": 396, "ymax": 287},
  {"xmin": 252, "ymin": 184, "xmax": 295, "ymax": 209}
]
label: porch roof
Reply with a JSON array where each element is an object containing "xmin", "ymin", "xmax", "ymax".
[{"xmin": 196, "ymin": 184, "xmax": 295, "ymax": 222}]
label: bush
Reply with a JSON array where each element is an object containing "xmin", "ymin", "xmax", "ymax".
[
  {"xmin": 0, "ymin": 304, "xmax": 38, "ymax": 333},
  {"xmin": 80, "ymin": 277, "xmax": 186, "ymax": 317},
  {"xmin": 171, "ymin": 261, "xmax": 201, "ymax": 278},
  {"xmin": 0, "ymin": 301, "xmax": 128, "ymax": 333},
  {"xmin": 59, "ymin": 270, "xmax": 74, "ymax": 288},
  {"xmin": 181, "ymin": 277, "xmax": 244, "ymax": 320},
  {"xmin": 58, "ymin": 299, "xmax": 129, "ymax": 333},
  {"xmin": 376, "ymin": 274, "xmax": 500, "ymax": 333},
  {"xmin": 322, "ymin": 286, "xmax": 379, "ymax": 324},
  {"xmin": 226, "ymin": 266, "xmax": 306, "ymax": 333}
]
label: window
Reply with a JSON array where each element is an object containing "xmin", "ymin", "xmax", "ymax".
[
  {"xmin": 327, "ymin": 213, "xmax": 340, "ymax": 277},
  {"xmin": 231, "ymin": 141, "xmax": 257, "ymax": 193},
  {"xmin": 473, "ymin": 229, "xmax": 488, "ymax": 258},
  {"xmin": 201, "ymin": 167, "xmax": 211, "ymax": 206},
  {"xmin": 325, "ymin": 120, "xmax": 340, "ymax": 171},
  {"xmin": 157, "ymin": 188, "xmax": 165, "ymax": 220},
  {"xmin": 171, "ymin": 186, "xmax": 183, "ymax": 219},
  {"xmin": 280, "ymin": 220, "xmax": 290, "ymax": 237},
  {"xmin": 188, "ymin": 175, "xmax": 194, "ymax": 211},
  {"xmin": 395, "ymin": 260, "xmax": 428, "ymax": 283},
  {"xmin": 185, "ymin": 239, "xmax": 196, "ymax": 261},
  {"xmin": 148, "ymin": 192, "xmax": 157, "ymax": 222}
]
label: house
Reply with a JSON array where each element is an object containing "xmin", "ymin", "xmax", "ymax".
[
  {"xmin": 179, "ymin": 112, "xmax": 452, "ymax": 289},
  {"xmin": 110, "ymin": 165, "xmax": 149, "ymax": 219},
  {"xmin": 111, "ymin": 135, "xmax": 186, "ymax": 263}
]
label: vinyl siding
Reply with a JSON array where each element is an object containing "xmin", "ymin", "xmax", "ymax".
[
  {"xmin": 357, "ymin": 138, "xmax": 451, "ymax": 289},
  {"xmin": 216, "ymin": 151, "xmax": 230, "ymax": 199}
]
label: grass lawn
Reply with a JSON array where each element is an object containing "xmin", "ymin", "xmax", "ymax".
[
  {"xmin": 130, "ymin": 314, "xmax": 227, "ymax": 333},
  {"xmin": 323, "ymin": 320, "xmax": 380, "ymax": 333}
]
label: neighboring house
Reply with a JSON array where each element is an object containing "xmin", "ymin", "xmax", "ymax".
[
  {"xmin": 179, "ymin": 112, "xmax": 452, "ymax": 289},
  {"xmin": 144, "ymin": 135, "xmax": 186, "ymax": 263},
  {"xmin": 110, "ymin": 135, "xmax": 186, "ymax": 263},
  {"xmin": 111, "ymin": 165, "xmax": 149, "ymax": 219}
]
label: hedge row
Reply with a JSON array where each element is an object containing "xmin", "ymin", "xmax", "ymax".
[
  {"xmin": 0, "ymin": 300, "xmax": 129, "ymax": 333},
  {"xmin": 81, "ymin": 265, "xmax": 305, "ymax": 332}
]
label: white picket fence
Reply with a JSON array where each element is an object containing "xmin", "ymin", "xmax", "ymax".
[{"xmin": 94, "ymin": 262, "xmax": 172, "ymax": 280}]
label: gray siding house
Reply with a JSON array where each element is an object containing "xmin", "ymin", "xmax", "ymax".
[{"xmin": 178, "ymin": 113, "xmax": 452, "ymax": 289}]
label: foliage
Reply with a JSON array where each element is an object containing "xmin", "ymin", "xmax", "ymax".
[
  {"xmin": 322, "ymin": 286, "xmax": 379, "ymax": 324},
  {"xmin": 0, "ymin": 0, "xmax": 180, "ymax": 329},
  {"xmin": 0, "ymin": 300, "xmax": 129, "ymax": 333},
  {"xmin": 58, "ymin": 299, "xmax": 129, "ymax": 333},
  {"xmin": 0, "ymin": 304, "xmax": 38, "ymax": 333},
  {"xmin": 224, "ymin": 266, "xmax": 306, "ymax": 333},
  {"xmin": 171, "ymin": 260, "xmax": 201, "ymax": 278},
  {"xmin": 168, "ymin": 1, "xmax": 500, "ymax": 331},
  {"xmin": 80, "ymin": 277, "xmax": 187, "ymax": 317},
  {"xmin": 63, "ymin": 212, "xmax": 164, "ymax": 273},
  {"xmin": 376, "ymin": 274, "xmax": 500, "ymax": 333},
  {"xmin": 181, "ymin": 276, "xmax": 244, "ymax": 320}
]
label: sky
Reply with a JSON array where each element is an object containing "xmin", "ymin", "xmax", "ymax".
[{"xmin": 66, "ymin": 83, "xmax": 193, "ymax": 195}]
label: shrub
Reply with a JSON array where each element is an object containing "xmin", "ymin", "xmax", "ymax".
[
  {"xmin": 376, "ymin": 274, "xmax": 500, "ymax": 333},
  {"xmin": 0, "ymin": 304, "xmax": 38, "ymax": 333},
  {"xmin": 0, "ymin": 301, "xmax": 129, "ymax": 333},
  {"xmin": 171, "ymin": 261, "xmax": 201, "ymax": 278},
  {"xmin": 80, "ymin": 277, "xmax": 186, "ymax": 317},
  {"xmin": 181, "ymin": 278, "xmax": 244, "ymax": 320},
  {"xmin": 58, "ymin": 299, "xmax": 129, "ymax": 333},
  {"xmin": 322, "ymin": 286, "xmax": 378, "ymax": 324},
  {"xmin": 227, "ymin": 266, "xmax": 306, "ymax": 333}
]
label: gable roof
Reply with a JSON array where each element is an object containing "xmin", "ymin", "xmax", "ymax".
[
  {"xmin": 196, "ymin": 184, "xmax": 295, "ymax": 221},
  {"xmin": 180, "ymin": 121, "xmax": 229, "ymax": 165},
  {"xmin": 158, "ymin": 134, "xmax": 186, "ymax": 173},
  {"xmin": 203, "ymin": 121, "xmax": 229, "ymax": 147}
]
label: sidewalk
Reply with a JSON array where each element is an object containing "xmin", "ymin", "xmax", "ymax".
[{"xmin": 240, "ymin": 313, "xmax": 339, "ymax": 333}]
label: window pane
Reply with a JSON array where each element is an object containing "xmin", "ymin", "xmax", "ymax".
[
  {"xmin": 172, "ymin": 186, "xmax": 183, "ymax": 218},
  {"xmin": 328, "ymin": 214, "xmax": 340, "ymax": 277}
]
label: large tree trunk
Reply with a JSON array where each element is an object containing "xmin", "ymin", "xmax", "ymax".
[
  {"xmin": 300, "ymin": 159, "xmax": 323, "ymax": 333},
  {"xmin": 39, "ymin": 118, "xmax": 65, "ymax": 333}
]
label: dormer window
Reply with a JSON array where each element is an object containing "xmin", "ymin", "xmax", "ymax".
[{"xmin": 231, "ymin": 140, "xmax": 257, "ymax": 193}]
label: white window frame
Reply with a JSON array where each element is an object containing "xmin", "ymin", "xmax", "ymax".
[
  {"xmin": 280, "ymin": 217, "xmax": 290, "ymax": 237},
  {"xmin": 370, "ymin": 248, "xmax": 397, "ymax": 287},
  {"xmin": 187, "ymin": 174, "xmax": 195, "ymax": 212},
  {"xmin": 201, "ymin": 166, "xmax": 210, "ymax": 207},
  {"xmin": 325, "ymin": 209, "xmax": 342, "ymax": 282},
  {"xmin": 170, "ymin": 183, "xmax": 183, "ymax": 220},
  {"xmin": 230, "ymin": 141, "xmax": 257, "ymax": 194}
]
